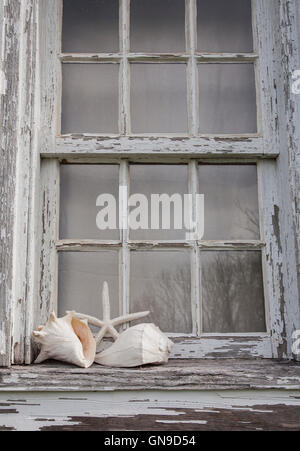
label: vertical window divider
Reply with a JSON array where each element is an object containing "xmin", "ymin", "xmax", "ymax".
[
  {"xmin": 120, "ymin": 0, "xmax": 131, "ymax": 135},
  {"xmin": 189, "ymin": 160, "xmax": 201, "ymax": 336},
  {"xmin": 57, "ymin": 0, "xmax": 63, "ymax": 136},
  {"xmin": 186, "ymin": 0, "xmax": 199, "ymax": 137},
  {"xmin": 257, "ymin": 161, "xmax": 271, "ymax": 335},
  {"xmin": 251, "ymin": 0, "xmax": 262, "ymax": 137},
  {"xmin": 119, "ymin": 160, "xmax": 130, "ymax": 327}
]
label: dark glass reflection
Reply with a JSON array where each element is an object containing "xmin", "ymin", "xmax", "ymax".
[
  {"xmin": 62, "ymin": 0, "xmax": 119, "ymax": 53},
  {"xmin": 130, "ymin": 251, "xmax": 192, "ymax": 333},
  {"xmin": 202, "ymin": 251, "xmax": 266, "ymax": 333}
]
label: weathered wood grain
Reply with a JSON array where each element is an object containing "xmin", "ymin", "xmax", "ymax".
[
  {"xmin": 279, "ymin": 0, "xmax": 300, "ymax": 359},
  {"xmin": 0, "ymin": 389, "xmax": 299, "ymax": 431},
  {"xmin": 0, "ymin": 0, "xmax": 22, "ymax": 368},
  {"xmin": 254, "ymin": 0, "xmax": 300, "ymax": 359},
  {"xmin": 11, "ymin": 0, "xmax": 40, "ymax": 366},
  {"xmin": 52, "ymin": 135, "xmax": 272, "ymax": 160},
  {"xmin": 0, "ymin": 360, "xmax": 299, "ymax": 392}
]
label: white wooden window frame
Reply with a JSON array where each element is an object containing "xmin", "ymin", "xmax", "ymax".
[{"xmin": 3, "ymin": 0, "xmax": 300, "ymax": 366}]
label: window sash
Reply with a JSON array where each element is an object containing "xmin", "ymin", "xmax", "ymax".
[
  {"xmin": 55, "ymin": 159, "xmax": 268, "ymax": 342},
  {"xmin": 58, "ymin": 0, "xmax": 260, "ymax": 138},
  {"xmin": 21, "ymin": 0, "xmax": 287, "ymax": 362}
]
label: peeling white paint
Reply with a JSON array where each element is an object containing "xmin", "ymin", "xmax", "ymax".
[
  {"xmin": 0, "ymin": 390, "xmax": 299, "ymax": 431},
  {"xmin": 156, "ymin": 420, "xmax": 208, "ymax": 425},
  {"xmin": 1, "ymin": 374, "xmax": 19, "ymax": 384},
  {"xmin": 0, "ymin": 327, "xmax": 7, "ymax": 356},
  {"xmin": 0, "ymin": 69, "xmax": 6, "ymax": 95}
]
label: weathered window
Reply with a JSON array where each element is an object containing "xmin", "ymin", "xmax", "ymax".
[
  {"xmin": 5, "ymin": 0, "xmax": 300, "ymax": 366},
  {"xmin": 43, "ymin": 0, "xmax": 269, "ymax": 357}
]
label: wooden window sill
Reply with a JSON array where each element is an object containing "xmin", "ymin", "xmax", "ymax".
[{"xmin": 0, "ymin": 359, "xmax": 300, "ymax": 392}]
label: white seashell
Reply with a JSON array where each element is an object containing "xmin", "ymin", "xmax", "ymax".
[
  {"xmin": 33, "ymin": 312, "xmax": 96, "ymax": 368},
  {"xmin": 94, "ymin": 323, "xmax": 174, "ymax": 368}
]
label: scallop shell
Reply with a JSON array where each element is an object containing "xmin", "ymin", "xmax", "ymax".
[
  {"xmin": 33, "ymin": 312, "xmax": 96, "ymax": 368},
  {"xmin": 94, "ymin": 323, "xmax": 174, "ymax": 368}
]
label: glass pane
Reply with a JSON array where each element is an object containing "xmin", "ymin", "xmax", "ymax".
[
  {"xmin": 60, "ymin": 165, "xmax": 119, "ymax": 240},
  {"xmin": 198, "ymin": 64, "xmax": 257, "ymax": 134},
  {"xmin": 58, "ymin": 251, "xmax": 119, "ymax": 320},
  {"xmin": 131, "ymin": 64, "xmax": 188, "ymax": 134},
  {"xmin": 198, "ymin": 165, "xmax": 260, "ymax": 240},
  {"xmin": 129, "ymin": 165, "xmax": 188, "ymax": 240},
  {"xmin": 131, "ymin": 0, "xmax": 185, "ymax": 53},
  {"xmin": 130, "ymin": 251, "xmax": 192, "ymax": 333},
  {"xmin": 62, "ymin": 0, "xmax": 119, "ymax": 53},
  {"xmin": 62, "ymin": 64, "xmax": 119, "ymax": 134},
  {"xmin": 197, "ymin": 0, "xmax": 253, "ymax": 52},
  {"xmin": 202, "ymin": 251, "xmax": 266, "ymax": 333}
]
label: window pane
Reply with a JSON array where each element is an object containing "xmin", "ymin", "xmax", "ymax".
[
  {"xmin": 130, "ymin": 251, "xmax": 192, "ymax": 333},
  {"xmin": 131, "ymin": 64, "xmax": 188, "ymax": 134},
  {"xmin": 202, "ymin": 251, "xmax": 266, "ymax": 333},
  {"xmin": 60, "ymin": 165, "xmax": 119, "ymax": 240},
  {"xmin": 198, "ymin": 64, "xmax": 257, "ymax": 134},
  {"xmin": 62, "ymin": 0, "xmax": 119, "ymax": 53},
  {"xmin": 58, "ymin": 251, "xmax": 119, "ymax": 320},
  {"xmin": 131, "ymin": 0, "xmax": 185, "ymax": 53},
  {"xmin": 129, "ymin": 165, "xmax": 188, "ymax": 240},
  {"xmin": 198, "ymin": 165, "xmax": 260, "ymax": 240},
  {"xmin": 197, "ymin": 0, "xmax": 253, "ymax": 52},
  {"xmin": 62, "ymin": 64, "xmax": 119, "ymax": 134}
]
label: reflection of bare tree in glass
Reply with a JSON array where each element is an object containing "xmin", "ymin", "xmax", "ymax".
[
  {"xmin": 203, "ymin": 252, "xmax": 266, "ymax": 333},
  {"xmin": 235, "ymin": 199, "xmax": 260, "ymax": 238},
  {"xmin": 132, "ymin": 265, "xmax": 192, "ymax": 334}
]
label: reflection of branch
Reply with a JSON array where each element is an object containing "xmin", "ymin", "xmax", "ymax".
[
  {"xmin": 132, "ymin": 252, "xmax": 265, "ymax": 334},
  {"xmin": 133, "ymin": 265, "xmax": 191, "ymax": 333},
  {"xmin": 234, "ymin": 199, "xmax": 259, "ymax": 238},
  {"xmin": 203, "ymin": 252, "xmax": 265, "ymax": 333}
]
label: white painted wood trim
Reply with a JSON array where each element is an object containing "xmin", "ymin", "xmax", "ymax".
[
  {"xmin": 0, "ymin": 0, "xmax": 21, "ymax": 368},
  {"xmin": 2, "ymin": 0, "xmax": 300, "ymax": 365},
  {"xmin": 171, "ymin": 335, "xmax": 272, "ymax": 359},
  {"xmin": 189, "ymin": 160, "xmax": 201, "ymax": 336},
  {"xmin": 119, "ymin": 160, "xmax": 130, "ymax": 321},
  {"xmin": 52, "ymin": 136, "xmax": 273, "ymax": 159},
  {"xmin": 60, "ymin": 52, "xmax": 259, "ymax": 63}
]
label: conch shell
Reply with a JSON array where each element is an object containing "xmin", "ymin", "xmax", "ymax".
[
  {"xmin": 95, "ymin": 323, "xmax": 174, "ymax": 368},
  {"xmin": 33, "ymin": 312, "xmax": 96, "ymax": 368}
]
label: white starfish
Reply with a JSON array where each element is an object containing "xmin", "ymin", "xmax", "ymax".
[{"xmin": 68, "ymin": 281, "xmax": 150, "ymax": 345}]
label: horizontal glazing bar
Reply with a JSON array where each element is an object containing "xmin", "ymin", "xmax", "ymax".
[
  {"xmin": 55, "ymin": 240, "xmax": 265, "ymax": 251},
  {"xmin": 60, "ymin": 53, "xmax": 258, "ymax": 63},
  {"xmin": 56, "ymin": 240, "xmax": 122, "ymax": 251},
  {"xmin": 51, "ymin": 136, "xmax": 272, "ymax": 159}
]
